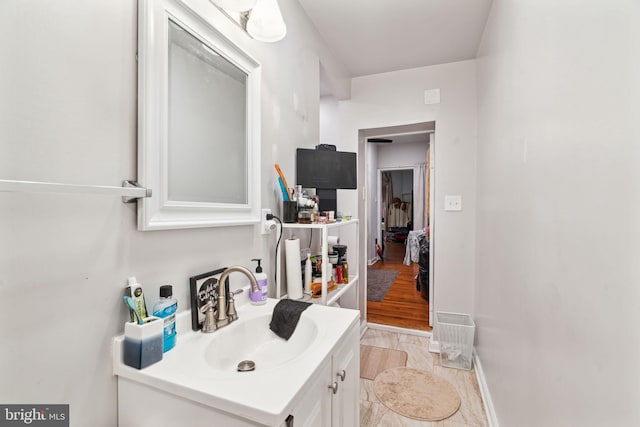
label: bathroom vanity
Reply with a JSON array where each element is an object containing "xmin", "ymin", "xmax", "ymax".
[{"xmin": 113, "ymin": 297, "xmax": 360, "ymax": 426}]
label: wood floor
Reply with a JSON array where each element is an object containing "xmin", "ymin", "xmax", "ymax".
[{"xmin": 367, "ymin": 240, "xmax": 431, "ymax": 331}]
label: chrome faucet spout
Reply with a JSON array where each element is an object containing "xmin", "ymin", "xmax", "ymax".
[{"xmin": 216, "ymin": 265, "xmax": 260, "ymax": 328}]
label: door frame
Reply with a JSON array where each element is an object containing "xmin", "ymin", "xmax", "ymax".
[
  {"xmin": 362, "ymin": 130, "xmax": 436, "ymax": 330},
  {"xmin": 376, "ymin": 167, "xmax": 415, "ymax": 251},
  {"xmin": 428, "ymin": 133, "xmax": 435, "ymax": 327}
]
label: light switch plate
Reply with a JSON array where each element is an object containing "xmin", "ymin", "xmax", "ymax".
[{"xmin": 444, "ymin": 195, "xmax": 462, "ymax": 211}]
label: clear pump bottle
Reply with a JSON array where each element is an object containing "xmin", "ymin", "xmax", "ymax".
[{"xmin": 250, "ymin": 258, "xmax": 268, "ymax": 305}]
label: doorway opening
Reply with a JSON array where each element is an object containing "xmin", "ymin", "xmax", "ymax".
[
  {"xmin": 358, "ymin": 123, "xmax": 435, "ymax": 332},
  {"xmin": 379, "ymin": 168, "xmax": 413, "ymax": 250}
]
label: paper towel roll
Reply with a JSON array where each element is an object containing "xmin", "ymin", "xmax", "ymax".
[
  {"xmin": 328, "ymin": 235, "xmax": 340, "ymax": 246},
  {"xmin": 285, "ymin": 238, "xmax": 303, "ymax": 300}
]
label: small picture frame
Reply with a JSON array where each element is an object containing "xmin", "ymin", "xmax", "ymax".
[{"xmin": 189, "ymin": 267, "xmax": 228, "ymax": 331}]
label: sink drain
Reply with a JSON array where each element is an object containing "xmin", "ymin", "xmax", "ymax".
[{"xmin": 237, "ymin": 360, "xmax": 255, "ymax": 372}]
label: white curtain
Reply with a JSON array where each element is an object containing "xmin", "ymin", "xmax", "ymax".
[
  {"xmin": 413, "ymin": 163, "xmax": 428, "ymax": 231},
  {"xmin": 382, "ymin": 171, "xmax": 393, "ymax": 234}
]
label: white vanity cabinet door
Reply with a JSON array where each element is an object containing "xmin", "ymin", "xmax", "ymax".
[
  {"xmin": 283, "ymin": 361, "xmax": 332, "ymax": 427},
  {"xmin": 283, "ymin": 323, "xmax": 359, "ymax": 427},
  {"xmin": 331, "ymin": 326, "xmax": 360, "ymax": 427}
]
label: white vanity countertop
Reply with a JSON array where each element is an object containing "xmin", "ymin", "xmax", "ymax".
[{"xmin": 113, "ymin": 297, "xmax": 360, "ymax": 426}]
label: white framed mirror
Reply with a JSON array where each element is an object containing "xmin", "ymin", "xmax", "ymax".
[{"xmin": 138, "ymin": 0, "xmax": 261, "ymax": 230}]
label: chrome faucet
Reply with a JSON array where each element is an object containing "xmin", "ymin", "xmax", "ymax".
[{"xmin": 202, "ymin": 265, "xmax": 260, "ymax": 331}]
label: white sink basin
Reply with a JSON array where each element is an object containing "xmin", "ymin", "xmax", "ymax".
[
  {"xmin": 114, "ymin": 297, "xmax": 359, "ymax": 426},
  {"xmin": 203, "ymin": 313, "xmax": 318, "ymax": 372}
]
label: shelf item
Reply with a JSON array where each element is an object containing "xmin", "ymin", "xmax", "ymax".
[
  {"xmin": 308, "ymin": 276, "xmax": 359, "ymax": 306},
  {"xmin": 281, "ymin": 219, "xmax": 359, "ymax": 307},
  {"xmin": 311, "ymin": 280, "xmax": 338, "ymax": 298}
]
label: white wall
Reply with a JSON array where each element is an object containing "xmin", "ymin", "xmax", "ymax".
[
  {"xmin": 475, "ymin": 1, "xmax": 640, "ymax": 425},
  {"xmin": 377, "ymin": 141, "xmax": 428, "ymax": 170},
  {"xmin": 319, "ymin": 95, "xmax": 359, "ymax": 221},
  {"xmin": 0, "ymin": 1, "xmax": 349, "ymax": 425},
  {"xmin": 388, "ymin": 170, "xmax": 412, "ymax": 202},
  {"xmin": 340, "ymin": 60, "xmax": 478, "ymax": 314},
  {"xmin": 319, "ymin": 96, "xmax": 340, "ymax": 146}
]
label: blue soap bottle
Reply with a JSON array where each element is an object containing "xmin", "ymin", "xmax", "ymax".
[{"xmin": 153, "ymin": 285, "xmax": 177, "ymax": 352}]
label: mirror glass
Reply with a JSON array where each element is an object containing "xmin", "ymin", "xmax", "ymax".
[
  {"xmin": 168, "ymin": 20, "xmax": 247, "ymax": 204},
  {"xmin": 138, "ymin": 0, "xmax": 261, "ymax": 230}
]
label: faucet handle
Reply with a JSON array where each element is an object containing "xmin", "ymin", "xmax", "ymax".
[
  {"xmin": 199, "ymin": 300, "xmax": 212, "ymax": 312},
  {"xmin": 227, "ymin": 289, "xmax": 243, "ymax": 322},
  {"xmin": 200, "ymin": 300, "xmax": 217, "ymax": 333}
]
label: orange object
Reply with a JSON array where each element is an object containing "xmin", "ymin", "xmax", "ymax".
[
  {"xmin": 274, "ymin": 163, "xmax": 293, "ymax": 201},
  {"xmin": 311, "ymin": 281, "xmax": 338, "ymax": 298}
]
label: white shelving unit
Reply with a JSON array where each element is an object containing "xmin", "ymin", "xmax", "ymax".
[{"xmin": 281, "ymin": 219, "xmax": 359, "ymax": 307}]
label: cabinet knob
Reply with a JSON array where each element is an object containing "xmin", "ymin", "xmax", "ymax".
[
  {"xmin": 336, "ymin": 370, "xmax": 346, "ymax": 382},
  {"xmin": 285, "ymin": 414, "xmax": 294, "ymax": 427},
  {"xmin": 328, "ymin": 381, "xmax": 339, "ymax": 394}
]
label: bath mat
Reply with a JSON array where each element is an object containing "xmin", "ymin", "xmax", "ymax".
[
  {"xmin": 373, "ymin": 367, "xmax": 461, "ymax": 421},
  {"xmin": 367, "ymin": 269, "xmax": 400, "ymax": 301},
  {"xmin": 360, "ymin": 345, "xmax": 408, "ymax": 380}
]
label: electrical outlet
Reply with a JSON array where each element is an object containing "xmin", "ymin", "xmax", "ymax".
[{"xmin": 261, "ymin": 208, "xmax": 275, "ymax": 234}]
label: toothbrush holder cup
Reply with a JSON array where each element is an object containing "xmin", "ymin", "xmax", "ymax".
[{"xmin": 123, "ymin": 316, "xmax": 163, "ymax": 369}]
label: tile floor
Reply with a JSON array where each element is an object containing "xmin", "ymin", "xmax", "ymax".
[{"xmin": 360, "ymin": 328, "xmax": 489, "ymax": 427}]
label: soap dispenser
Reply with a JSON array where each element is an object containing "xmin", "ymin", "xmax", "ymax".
[{"xmin": 250, "ymin": 258, "xmax": 268, "ymax": 305}]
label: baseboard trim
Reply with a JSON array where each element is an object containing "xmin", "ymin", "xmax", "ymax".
[
  {"xmin": 473, "ymin": 350, "xmax": 499, "ymax": 427},
  {"xmin": 360, "ymin": 322, "xmax": 369, "ymax": 338},
  {"xmin": 366, "ymin": 322, "xmax": 432, "ymax": 338},
  {"xmin": 367, "ymin": 257, "xmax": 379, "ymax": 266}
]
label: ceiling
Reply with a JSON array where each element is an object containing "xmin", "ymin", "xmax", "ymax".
[{"xmin": 298, "ymin": 0, "xmax": 494, "ymax": 78}]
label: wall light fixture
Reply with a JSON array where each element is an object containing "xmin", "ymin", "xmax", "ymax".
[
  {"xmin": 246, "ymin": 0, "xmax": 287, "ymax": 43},
  {"xmin": 209, "ymin": 0, "xmax": 257, "ymax": 12},
  {"xmin": 210, "ymin": 0, "xmax": 286, "ymax": 43}
]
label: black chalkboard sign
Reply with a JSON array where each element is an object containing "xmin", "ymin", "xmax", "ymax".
[{"xmin": 189, "ymin": 267, "xmax": 228, "ymax": 331}]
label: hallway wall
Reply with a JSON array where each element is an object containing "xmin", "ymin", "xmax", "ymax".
[
  {"xmin": 475, "ymin": 1, "xmax": 640, "ymax": 425},
  {"xmin": 339, "ymin": 60, "xmax": 478, "ymax": 315},
  {"xmin": 388, "ymin": 170, "xmax": 413, "ymax": 203},
  {"xmin": 377, "ymin": 141, "xmax": 428, "ymax": 170}
]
